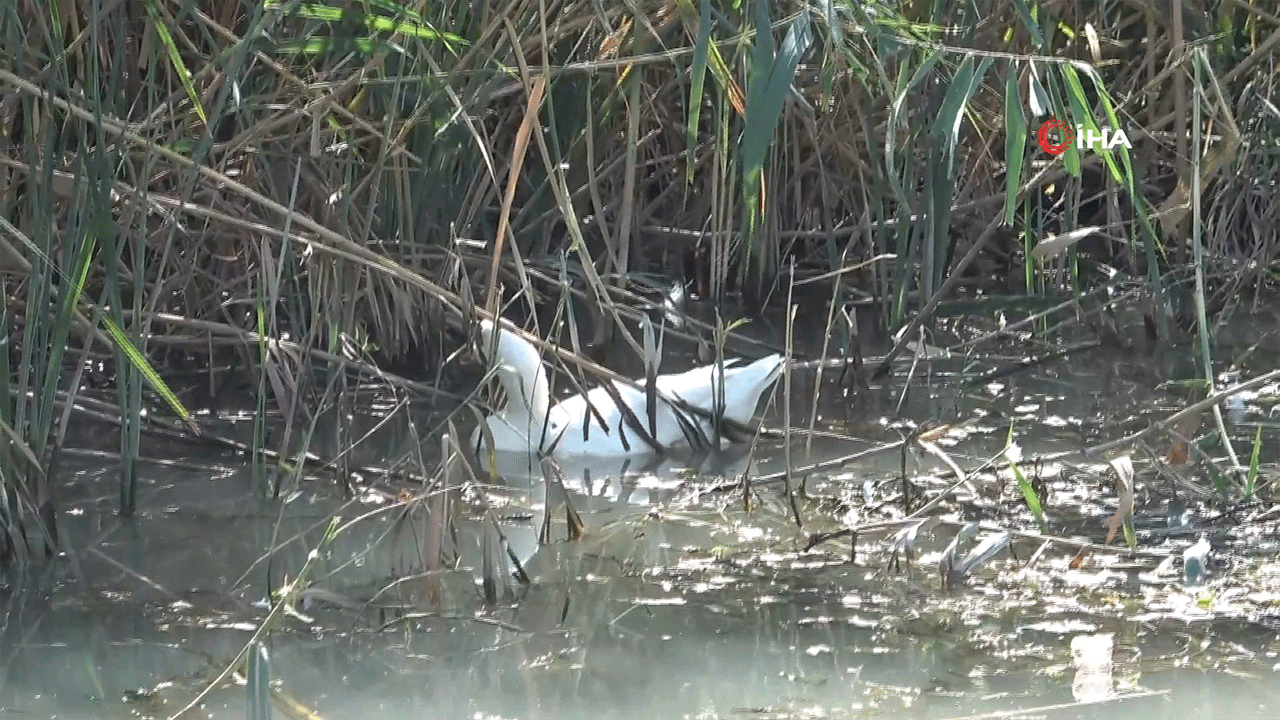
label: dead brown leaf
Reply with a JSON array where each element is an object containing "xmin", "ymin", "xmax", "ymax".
[
  {"xmin": 1164, "ymin": 408, "xmax": 1204, "ymax": 465},
  {"xmin": 1069, "ymin": 546, "xmax": 1090, "ymax": 570}
]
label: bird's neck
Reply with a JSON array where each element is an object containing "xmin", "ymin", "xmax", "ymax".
[
  {"xmin": 493, "ymin": 357, "xmax": 552, "ymax": 450},
  {"xmin": 508, "ymin": 366, "xmax": 550, "ymax": 425}
]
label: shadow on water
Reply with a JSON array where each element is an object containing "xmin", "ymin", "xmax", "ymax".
[{"xmin": 3, "ymin": 308, "xmax": 1280, "ymax": 719}]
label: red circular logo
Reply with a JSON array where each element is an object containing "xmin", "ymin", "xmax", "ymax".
[{"xmin": 1037, "ymin": 118, "xmax": 1074, "ymax": 155}]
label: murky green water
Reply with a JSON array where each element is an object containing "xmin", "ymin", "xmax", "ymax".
[{"xmin": 5, "ymin": 309, "xmax": 1280, "ymax": 720}]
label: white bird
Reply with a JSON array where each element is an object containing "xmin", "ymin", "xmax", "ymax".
[{"xmin": 469, "ymin": 318, "xmax": 784, "ymax": 458}]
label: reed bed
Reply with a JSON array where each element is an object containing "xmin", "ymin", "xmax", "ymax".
[{"xmin": 0, "ymin": 0, "xmax": 1275, "ymax": 561}]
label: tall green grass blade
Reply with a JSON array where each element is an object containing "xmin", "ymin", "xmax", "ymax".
[
  {"xmin": 247, "ymin": 642, "xmax": 272, "ymax": 720},
  {"xmin": 37, "ymin": 231, "xmax": 96, "ymax": 461},
  {"xmin": 815, "ymin": 0, "xmax": 843, "ymax": 47},
  {"xmin": 738, "ymin": 5, "xmax": 810, "ymax": 301},
  {"xmin": 1246, "ymin": 425, "xmax": 1261, "ymax": 501},
  {"xmin": 98, "ymin": 316, "xmax": 196, "ymax": 431},
  {"xmin": 14, "ymin": 130, "xmax": 53, "ymax": 491},
  {"xmin": 928, "ymin": 54, "xmax": 990, "ymax": 291},
  {"xmin": 741, "ymin": 7, "xmax": 812, "ymax": 191},
  {"xmin": 1009, "ymin": 462, "xmax": 1047, "ymax": 533},
  {"xmin": 144, "ymin": 0, "xmax": 207, "ymax": 126},
  {"xmin": 1027, "ymin": 61, "xmax": 1049, "ymax": 116},
  {"xmin": 1057, "ymin": 58, "xmax": 1166, "ymax": 336},
  {"xmin": 929, "ymin": 55, "xmax": 986, "ymax": 147},
  {"xmin": 684, "ymin": 0, "xmax": 713, "ymax": 183},
  {"xmin": 885, "ymin": 47, "xmax": 943, "ymax": 202},
  {"xmin": 741, "ymin": 2, "xmax": 777, "ymax": 196},
  {"xmin": 1188, "ymin": 51, "xmax": 1212, "ymax": 371},
  {"xmin": 1073, "ymin": 61, "xmax": 1134, "ymax": 183},
  {"xmin": 923, "ymin": 148, "xmax": 942, "ymax": 296},
  {"xmin": 1009, "ymin": 0, "xmax": 1045, "ymax": 48},
  {"xmin": 1003, "ymin": 63, "xmax": 1027, "ymax": 224},
  {"xmin": 273, "ymin": 38, "xmax": 397, "ymax": 55},
  {"xmin": 675, "ymin": 5, "xmax": 745, "ymax": 120},
  {"xmin": 0, "ymin": 298, "xmax": 12, "ymax": 467},
  {"xmin": 254, "ymin": 287, "xmax": 270, "ymax": 495},
  {"xmin": 265, "ymin": 1, "xmax": 466, "ymax": 48},
  {"xmin": 322, "ymin": 0, "xmax": 427, "ymax": 22},
  {"xmin": 1041, "ymin": 71, "xmax": 1081, "ymax": 177},
  {"xmin": 119, "ymin": 363, "xmax": 140, "ymax": 516},
  {"xmin": 1061, "ymin": 64, "xmax": 1121, "ymax": 181}
]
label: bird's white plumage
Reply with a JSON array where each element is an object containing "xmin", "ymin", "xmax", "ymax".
[{"xmin": 470, "ymin": 319, "xmax": 783, "ymax": 458}]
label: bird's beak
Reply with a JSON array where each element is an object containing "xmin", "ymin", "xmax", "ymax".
[
  {"xmin": 455, "ymin": 323, "xmax": 485, "ymax": 367},
  {"xmin": 457, "ymin": 342, "xmax": 479, "ymax": 367}
]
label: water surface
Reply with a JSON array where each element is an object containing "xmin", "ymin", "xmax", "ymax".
[{"xmin": 4, "ymin": 311, "xmax": 1279, "ymax": 720}]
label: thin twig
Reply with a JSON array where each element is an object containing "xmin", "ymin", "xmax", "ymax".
[{"xmin": 1085, "ymin": 368, "xmax": 1280, "ymax": 458}]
